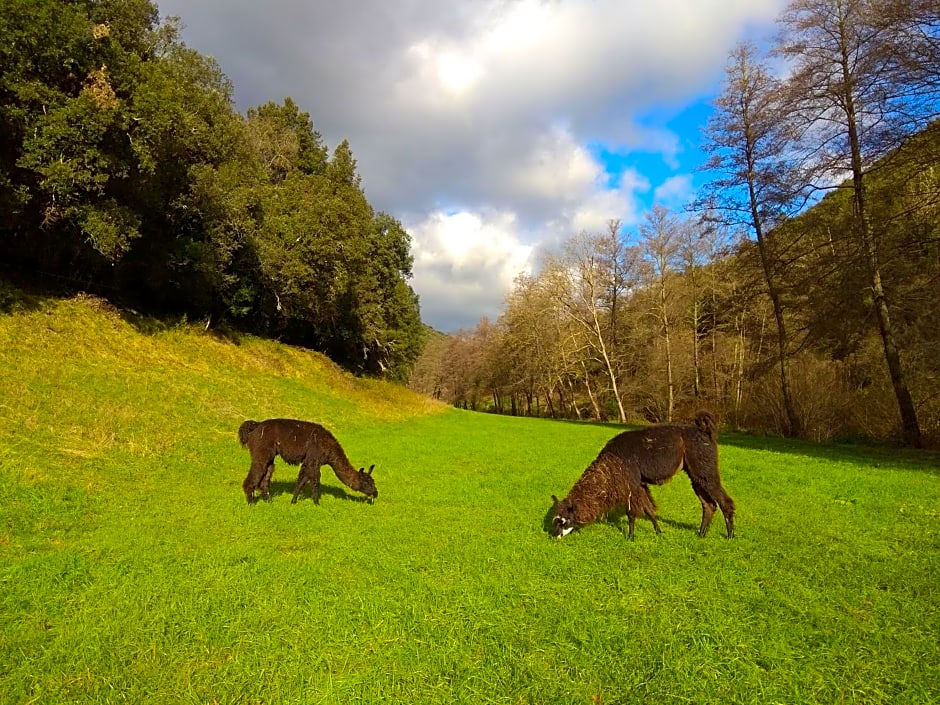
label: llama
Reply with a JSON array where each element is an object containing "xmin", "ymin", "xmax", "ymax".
[
  {"xmin": 550, "ymin": 411, "xmax": 735, "ymax": 540},
  {"xmin": 238, "ymin": 418, "xmax": 378, "ymax": 505}
]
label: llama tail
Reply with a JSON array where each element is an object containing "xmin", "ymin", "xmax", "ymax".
[
  {"xmin": 238, "ymin": 420, "xmax": 260, "ymax": 447},
  {"xmin": 694, "ymin": 411, "xmax": 717, "ymax": 441}
]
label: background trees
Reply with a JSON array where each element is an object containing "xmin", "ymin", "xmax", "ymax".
[
  {"xmin": 410, "ymin": 0, "xmax": 940, "ymax": 447},
  {"xmin": 699, "ymin": 42, "xmax": 803, "ymax": 437},
  {"xmin": 0, "ymin": 0, "xmax": 423, "ymax": 379},
  {"xmin": 775, "ymin": 0, "xmax": 940, "ymax": 446}
]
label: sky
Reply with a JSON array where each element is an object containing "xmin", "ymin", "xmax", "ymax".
[{"xmin": 154, "ymin": 0, "xmax": 789, "ymax": 332}]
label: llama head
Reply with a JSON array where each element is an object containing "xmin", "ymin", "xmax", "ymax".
[
  {"xmin": 357, "ymin": 464, "xmax": 378, "ymax": 503},
  {"xmin": 550, "ymin": 494, "xmax": 578, "ymax": 539}
]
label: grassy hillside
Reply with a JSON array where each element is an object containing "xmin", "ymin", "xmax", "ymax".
[{"xmin": 1, "ymin": 287, "xmax": 939, "ymax": 704}]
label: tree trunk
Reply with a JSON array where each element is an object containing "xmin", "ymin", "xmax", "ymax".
[
  {"xmin": 580, "ymin": 361, "xmax": 603, "ymax": 420},
  {"xmin": 692, "ymin": 298, "xmax": 701, "ymax": 399},
  {"xmin": 840, "ymin": 44, "xmax": 923, "ymax": 447},
  {"xmin": 660, "ymin": 276, "xmax": 675, "ymax": 423}
]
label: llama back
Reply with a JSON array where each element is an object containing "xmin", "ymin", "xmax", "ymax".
[
  {"xmin": 238, "ymin": 420, "xmax": 260, "ymax": 447},
  {"xmin": 604, "ymin": 426, "xmax": 686, "ymax": 485}
]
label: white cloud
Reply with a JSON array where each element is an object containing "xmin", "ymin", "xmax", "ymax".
[
  {"xmin": 570, "ymin": 171, "xmax": 650, "ymax": 234},
  {"xmin": 157, "ymin": 0, "xmax": 790, "ymax": 329},
  {"xmin": 653, "ymin": 174, "xmax": 696, "ymax": 209},
  {"xmin": 408, "ymin": 210, "xmax": 534, "ymax": 330},
  {"xmin": 505, "ymin": 125, "xmax": 602, "ymax": 203}
]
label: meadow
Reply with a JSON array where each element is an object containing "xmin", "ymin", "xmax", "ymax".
[{"xmin": 1, "ymin": 287, "xmax": 938, "ymax": 704}]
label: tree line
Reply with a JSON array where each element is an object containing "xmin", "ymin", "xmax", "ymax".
[
  {"xmin": 0, "ymin": 0, "xmax": 424, "ymax": 379},
  {"xmin": 410, "ymin": 0, "xmax": 940, "ymax": 447}
]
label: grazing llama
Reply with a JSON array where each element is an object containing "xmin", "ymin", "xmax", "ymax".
[
  {"xmin": 551, "ymin": 411, "xmax": 734, "ymax": 540},
  {"xmin": 238, "ymin": 419, "xmax": 377, "ymax": 505}
]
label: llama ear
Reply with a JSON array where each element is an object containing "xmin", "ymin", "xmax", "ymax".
[
  {"xmin": 551, "ymin": 494, "xmax": 559, "ymax": 507},
  {"xmin": 367, "ymin": 464, "xmax": 375, "ymax": 475}
]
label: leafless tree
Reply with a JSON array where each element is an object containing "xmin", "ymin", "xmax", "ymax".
[
  {"xmin": 639, "ymin": 206, "xmax": 684, "ymax": 422},
  {"xmin": 776, "ymin": 0, "xmax": 940, "ymax": 446},
  {"xmin": 546, "ymin": 229, "xmax": 636, "ymax": 423},
  {"xmin": 699, "ymin": 41, "xmax": 804, "ymax": 436}
]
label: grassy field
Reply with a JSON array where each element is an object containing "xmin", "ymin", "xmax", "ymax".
[{"xmin": 1, "ymin": 287, "xmax": 939, "ymax": 704}]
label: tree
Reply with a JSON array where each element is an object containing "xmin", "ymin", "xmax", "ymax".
[
  {"xmin": 245, "ymin": 98, "xmax": 328, "ymax": 184},
  {"xmin": 700, "ymin": 41, "xmax": 803, "ymax": 436},
  {"xmin": 776, "ymin": 0, "xmax": 940, "ymax": 446},
  {"xmin": 1, "ymin": 0, "xmax": 162, "ymax": 259},
  {"xmin": 638, "ymin": 206, "xmax": 684, "ymax": 422},
  {"xmin": 546, "ymin": 229, "xmax": 634, "ymax": 423}
]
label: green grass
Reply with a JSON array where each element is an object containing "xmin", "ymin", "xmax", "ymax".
[{"xmin": 1, "ymin": 288, "xmax": 939, "ymax": 704}]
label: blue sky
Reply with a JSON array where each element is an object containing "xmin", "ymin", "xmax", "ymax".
[
  {"xmin": 157, "ymin": 0, "xmax": 788, "ymax": 331},
  {"xmin": 593, "ymin": 99, "xmax": 714, "ymax": 205}
]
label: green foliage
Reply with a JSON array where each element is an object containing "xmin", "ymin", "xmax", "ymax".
[
  {"xmin": 1, "ymin": 291, "xmax": 939, "ymax": 704},
  {"xmin": 0, "ymin": 0, "xmax": 424, "ymax": 379},
  {"xmin": 245, "ymin": 97, "xmax": 328, "ymax": 183}
]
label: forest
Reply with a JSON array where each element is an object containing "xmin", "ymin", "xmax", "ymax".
[
  {"xmin": 0, "ymin": 0, "xmax": 425, "ymax": 379},
  {"xmin": 410, "ymin": 1, "xmax": 940, "ymax": 448}
]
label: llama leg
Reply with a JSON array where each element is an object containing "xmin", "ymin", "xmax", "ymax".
[
  {"xmin": 260, "ymin": 462, "xmax": 275, "ymax": 502},
  {"xmin": 642, "ymin": 485, "xmax": 661, "ymax": 535},
  {"xmin": 299, "ymin": 461, "xmax": 322, "ymax": 505},
  {"xmin": 697, "ymin": 497, "xmax": 717, "ymax": 537},
  {"xmin": 717, "ymin": 491, "xmax": 736, "ymax": 539},
  {"xmin": 696, "ymin": 481, "xmax": 735, "ymax": 538},
  {"xmin": 691, "ymin": 480, "xmax": 717, "ymax": 537},
  {"xmin": 291, "ymin": 468, "xmax": 310, "ymax": 504},
  {"xmin": 243, "ymin": 460, "xmax": 267, "ymax": 504},
  {"xmin": 626, "ymin": 513, "xmax": 636, "ymax": 540}
]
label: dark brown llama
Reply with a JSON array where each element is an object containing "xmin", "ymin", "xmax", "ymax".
[
  {"xmin": 238, "ymin": 419, "xmax": 378, "ymax": 505},
  {"xmin": 550, "ymin": 411, "xmax": 735, "ymax": 540}
]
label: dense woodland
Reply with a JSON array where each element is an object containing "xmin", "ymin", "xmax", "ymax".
[
  {"xmin": 0, "ymin": 0, "xmax": 424, "ymax": 379},
  {"xmin": 410, "ymin": 0, "xmax": 940, "ymax": 448}
]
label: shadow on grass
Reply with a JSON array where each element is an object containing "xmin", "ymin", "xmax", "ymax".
[
  {"xmin": 0, "ymin": 270, "xmax": 260, "ymax": 346},
  {"xmin": 539, "ymin": 497, "xmax": 700, "ymax": 539},
  {"xmin": 116, "ymin": 306, "xmax": 254, "ymax": 347},
  {"xmin": 717, "ymin": 430, "xmax": 940, "ymax": 474},
  {"xmin": 0, "ymin": 276, "xmax": 55, "ymax": 315},
  {"xmin": 265, "ymin": 480, "xmax": 373, "ymax": 504}
]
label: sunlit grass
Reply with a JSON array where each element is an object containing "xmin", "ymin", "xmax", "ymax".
[{"xmin": 1, "ymin": 287, "xmax": 938, "ymax": 704}]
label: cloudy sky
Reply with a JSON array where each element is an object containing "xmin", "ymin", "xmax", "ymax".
[{"xmin": 155, "ymin": 0, "xmax": 788, "ymax": 332}]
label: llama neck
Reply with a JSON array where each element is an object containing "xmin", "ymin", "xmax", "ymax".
[
  {"xmin": 568, "ymin": 455, "xmax": 623, "ymax": 525},
  {"xmin": 326, "ymin": 447, "xmax": 362, "ymax": 490}
]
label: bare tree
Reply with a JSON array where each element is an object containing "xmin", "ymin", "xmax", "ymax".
[
  {"xmin": 639, "ymin": 206, "xmax": 684, "ymax": 422},
  {"xmin": 679, "ymin": 216, "xmax": 726, "ymax": 401},
  {"xmin": 546, "ymin": 230, "xmax": 635, "ymax": 423},
  {"xmin": 699, "ymin": 41, "xmax": 803, "ymax": 436},
  {"xmin": 776, "ymin": 0, "xmax": 940, "ymax": 446}
]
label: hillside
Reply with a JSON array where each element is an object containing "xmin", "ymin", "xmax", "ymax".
[{"xmin": 0, "ymin": 284, "xmax": 441, "ymax": 462}]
